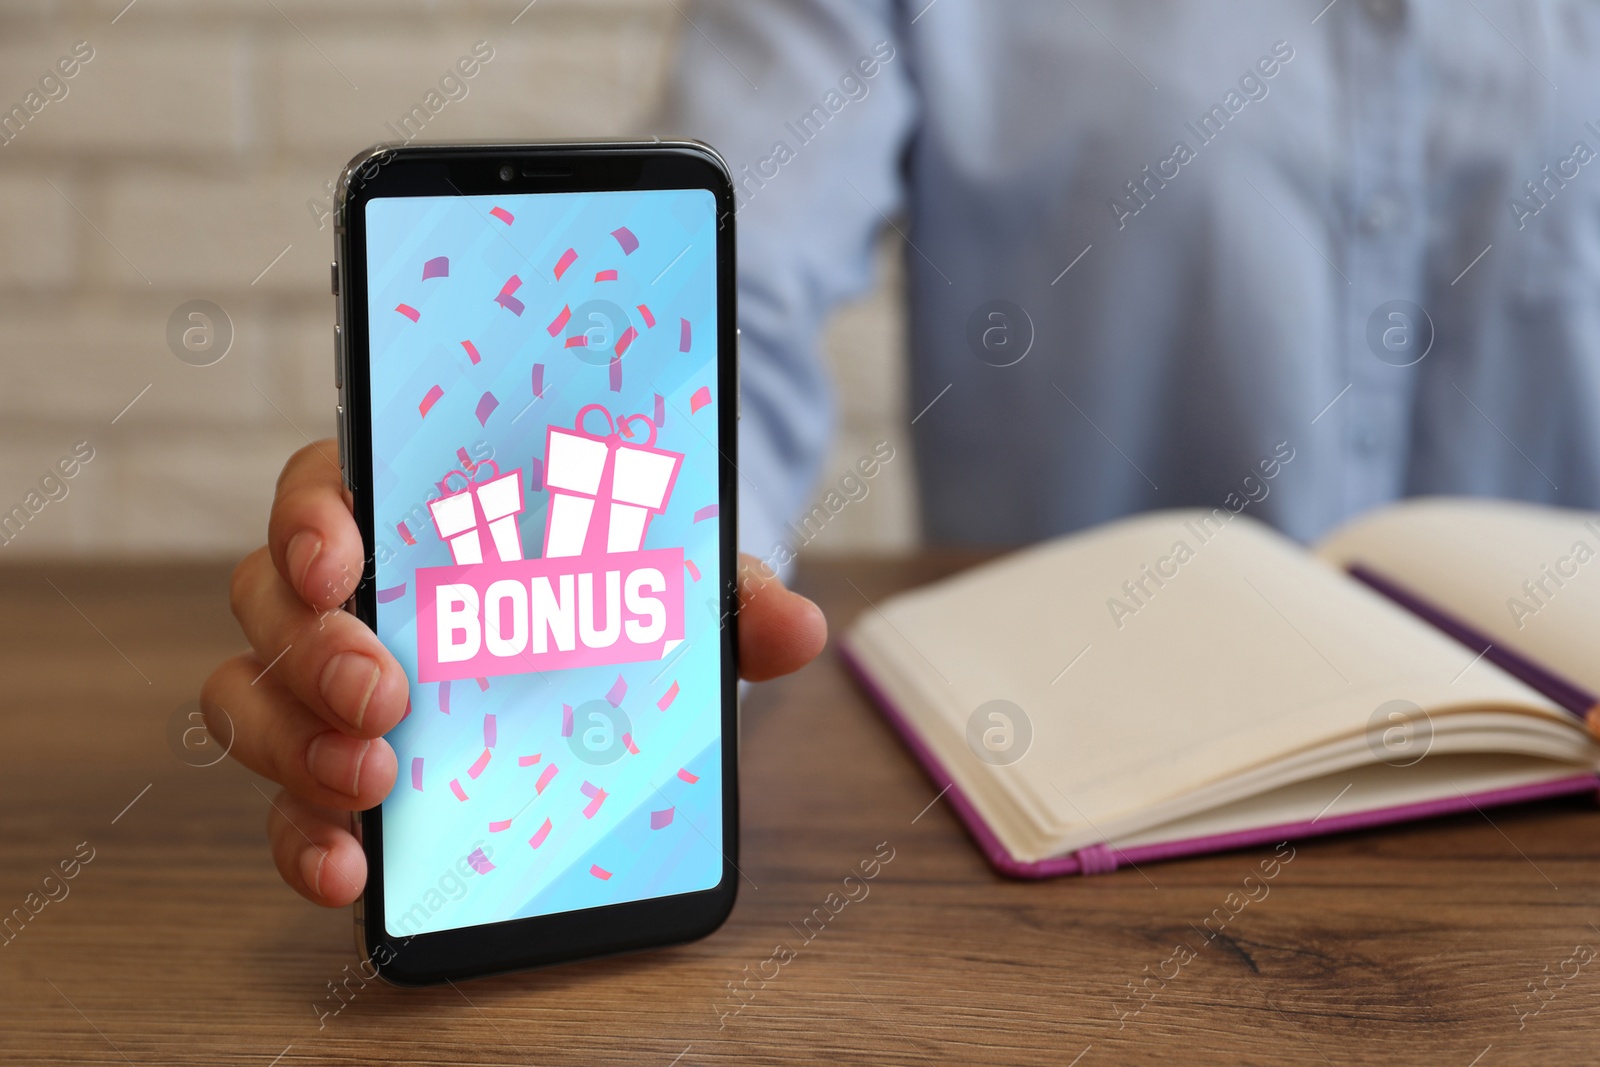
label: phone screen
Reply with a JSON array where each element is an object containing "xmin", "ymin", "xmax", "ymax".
[{"xmin": 361, "ymin": 187, "xmax": 724, "ymax": 938}]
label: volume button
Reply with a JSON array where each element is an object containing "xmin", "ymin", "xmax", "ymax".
[
  {"xmin": 333, "ymin": 324, "xmax": 344, "ymax": 390},
  {"xmin": 336, "ymin": 402, "xmax": 348, "ymax": 476}
]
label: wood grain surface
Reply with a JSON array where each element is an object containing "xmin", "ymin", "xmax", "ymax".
[{"xmin": 1, "ymin": 556, "xmax": 1597, "ymax": 1066}]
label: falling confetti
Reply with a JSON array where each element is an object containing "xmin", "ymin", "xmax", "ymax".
[
  {"xmin": 468, "ymin": 848, "xmax": 495, "ymax": 874},
  {"xmin": 488, "ymin": 819, "xmax": 512, "ymax": 833},
  {"xmin": 421, "ymin": 256, "xmax": 449, "ymax": 280},
  {"xmin": 450, "ymin": 778, "xmax": 469, "ymax": 801},
  {"xmin": 419, "ymin": 384, "xmax": 444, "ymax": 418},
  {"xmin": 396, "ymin": 521, "xmax": 416, "ymax": 546},
  {"xmin": 622, "ymin": 732, "xmax": 639, "ymax": 755},
  {"xmin": 679, "ymin": 318, "xmax": 691, "ymax": 352},
  {"xmin": 609, "ymin": 355, "xmax": 622, "ymax": 393},
  {"xmin": 376, "ymin": 583, "xmax": 407, "ymax": 603},
  {"xmin": 657, "ymin": 681, "xmax": 680, "ymax": 711},
  {"xmin": 594, "ymin": 269, "xmax": 618, "ymax": 282},
  {"xmin": 468, "ymin": 749, "xmax": 491, "ymax": 779},
  {"xmin": 611, "ymin": 226, "xmax": 639, "ymax": 255},
  {"xmin": 461, "ymin": 339, "xmax": 481, "ymax": 365},
  {"xmin": 677, "ymin": 768, "xmax": 700, "ymax": 784},
  {"xmin": 535, "ymin": 764, "xmax": 559, "ymax": 794},
  {"xmin": 529, "ymin": 458, "xmax": 544, "ymax": 491},
  {"xmin": 475, "ymin": 391, "xmax": 499, "ymax": 426},
  {"xmin": 692, "ymin": 505, "xmax": 719, "ymax": 523},
  {"xmin": 484, "ymin": 714, "xmax": 497, "ymax": 748},
  {"xmin": 531, "ymin": 363, "xmax": 545, "ymax": 398},
  {"xmin": 489, "ymin": 206, "xmax": 514, "ymax": 225},
  {"xmin": 637, "ymin": 304, "xmax": 656, "ymax": 328},
  {"xmin": 528, "ymin": 818, "xmax": 553, "ymax": 848},
  {"xmin": 518, "ymin": 753, "xmax": 541, "ymax": 766},
  {"xmin": 494, "ymin": 275, "xmax": 525, "ymax": 316},
  {"xmin": 589, "ymin": 864, "xmax": 612, "ymax": 881},
  {"xmin": 553, "ymin": 247, "xmax": 577, "ymax": 280},
  {"xmin": 581, "ymin": 781, "xmax": 608, "ymax": 819},
  {"xmin": 653, "ymin": 392, "xmax": 666, "ymax": 427},
  {"xmin": 561, "ymin": 703, "xmax": 574, "ymax": 737},
  {"xmin": 396, "ymin": 303, "xmax": 421, "ymax": 322},
  {"xmin": 650, "ymin": 807, "xmax": 675, "ymax": 830},
  {"xmin": 411, "ymin": 757, "xmax": 424, "ymax": 791},
  {"xmin": 565, "ymin": 335, "xmax": 589, "ymax": 348},
  {"xmin": 546, "ymin": 304, "xmax": 571, "ymax": 337},
  {"xmin": 614, "ymin": 326, "xmax": 638, "ymax": 357},
  {"xmin": 606, "ymin": 674, "xmax": 627, "ymax": 707},
  {"xmin": 684, "ymin": 559, "xmax": 701, "ymax": 582},
  {"xmin": 690, "ymin": 386, "xmax": 712, "ymax": 413}
]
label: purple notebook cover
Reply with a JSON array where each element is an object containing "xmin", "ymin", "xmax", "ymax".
[{"xmin": 838, "ymin": 562, "xmax": 1600, "ymax": 879}]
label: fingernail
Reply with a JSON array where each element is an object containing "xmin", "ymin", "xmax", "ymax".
[
  {"xmin": 319, "ymin": 652, "xmax": 381, "ymax": 729},
  {"xmin": 307, "ymin": 733, "xmax": 370, "ymax": 798},
  {"xmin": 286, "ymin": 531, "xmax": 322, "ymax": 600},
  {"xmin": 300, "ymin": 845, "xmax": 327, "ymax": 898}
]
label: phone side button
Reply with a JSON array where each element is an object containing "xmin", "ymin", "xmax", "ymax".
[
  {"xmin": 333, "ymin": 324, "xmax": 343, "ymax": 390},
  {"xmin": 336, "ymin": 403, "xmax": 348, "ymax": 473},
  {"xmin": 735, "ymin": 327, "xmax": 741, "ymax": 421},
  {"xmin": 330, "ymin": 261, "xmax": 339, "ymax": 297}
]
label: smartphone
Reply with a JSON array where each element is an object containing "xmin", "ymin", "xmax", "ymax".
[{"xmin": 333, "ymin": 141, "xmax": 739, "ymax": 984}]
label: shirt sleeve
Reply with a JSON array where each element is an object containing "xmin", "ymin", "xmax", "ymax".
[{"xmin": 647, "ymin": 0, "xmax": 916, "ymax": 571}]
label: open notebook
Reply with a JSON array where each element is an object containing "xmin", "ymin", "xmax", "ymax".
[{"xmin": 840, "ymin": 498, "xmax": 1600, "ymax": 877}]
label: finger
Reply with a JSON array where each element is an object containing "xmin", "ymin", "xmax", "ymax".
[
  {"xmin": 265, "ymin": 787, "xmax": 368, "ymax": 907},
  {"xmin": 268, "ymin": 439, "xmax": 365, "ymax": 611},
  {"xmin": 202, "ymin": 652, "xmax": 398, "ymax": 812},
  {"xmin": 230, "ymin": 547, "xmax": 411, "ymax": 737},
  {"xmin": 736, "ymin": 553, "xmax": 827, "ymax": 682}
]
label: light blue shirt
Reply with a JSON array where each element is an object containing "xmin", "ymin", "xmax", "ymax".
[{"xmin": 655, "ymin": 0, "xmax": 1600, "ymax": 561}]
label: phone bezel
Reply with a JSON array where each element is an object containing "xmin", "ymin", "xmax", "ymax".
[{"xmin": 334, "ymin": 141, "xmax": 740, "ymax": 986}]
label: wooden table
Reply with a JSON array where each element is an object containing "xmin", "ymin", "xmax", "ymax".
[{"xmin": 3, "ymin": 556, "xmax": 1599, "ymax": 1066}]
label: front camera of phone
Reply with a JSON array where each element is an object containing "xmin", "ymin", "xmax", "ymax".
[{"xmin": 498, "ymin": 164, "xmax": 514, "ymax": 182}]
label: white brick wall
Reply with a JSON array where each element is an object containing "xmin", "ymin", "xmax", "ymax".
[{"xmin": 0, "ymin": 0, "xmax": 914, "ymax": 559}]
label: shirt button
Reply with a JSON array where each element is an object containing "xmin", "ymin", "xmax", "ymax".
[
  {"xmin": 1358, "ymin": 193, "xmax": 1406, "ymax": 233},
  {"xmin": 1363, "ymin": 0, "xmax": 1406, "ymax": 28}
]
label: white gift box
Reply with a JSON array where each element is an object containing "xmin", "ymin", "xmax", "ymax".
[
  {"xmin": 543, "ymin": 405, "xmax": 683, "ymax": 559},
  {"xmin": 428, "ymin": 467, "xmax": 526, "ymax": 565}
]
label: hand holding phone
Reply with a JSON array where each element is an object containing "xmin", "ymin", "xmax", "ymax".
[{"xmin": 195, "ymin": 143, "xmax": 825, "ymax": 991}]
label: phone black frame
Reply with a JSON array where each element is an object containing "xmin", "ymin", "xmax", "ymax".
[{"xmin": 334, "ymin": 141, "xmax": 740, "ymax": 986}]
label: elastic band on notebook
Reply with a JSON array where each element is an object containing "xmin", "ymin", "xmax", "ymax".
[{"xmin": 1075, "ymin": 843, "xmax": 1120, "ymax": 876}]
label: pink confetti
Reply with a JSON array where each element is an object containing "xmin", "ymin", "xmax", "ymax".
[
  {"xmin": 590, "ymin": 864, "xmax": 612, "ymax": 880},
  {"xmin": 594, "ymin": 269, "xmax": 618, "ymax": 282},
  {"xmin": 609, "ymin": 355, "xmax": 622, "ymax": 393},
  {"xmin": 468, "ymin": 748, "xmax": 491, "ymax": 779},
  {"xmin": 376, "ymin": 583, "xmax": 407, "ymax": 603},
  {"xmin": 561, "ymin": 703, "xmax": 573, "ymax": 737},
  {"xmin": 553, "ymin": 247, "xmax": 577, "ymax": 280},
  {"xmin": 531, "ymin": 363, "xmax": 545, "ymax": 398},
  {"xmin": 489, "ymin": 206, "xmax": 514, "ymax": 225},
  {"xmin": 690, "ymin": 386, "xmax": 712, "ymax": 413},
  {"xmin": 565, "ymin": 335, "xmax": 589, "ymax": 348},
  {"xmin": 637, "ymin": 304, "xmax": 656, "ymax": 328},
  {"xmin": 622, "ymin": 732, "xmax": 639, "ymax": 755},
  {"xmin": 546, "ymin": 304, "xmax": 571, "ymax": 337},
  {"xmin": 483, "ymin": 714, "xmax": 497, "ymax": 748},
  {"xmin": 460, "ymin": 339, "xmax": 482, "ymax": 366},
  {"xmin": 528, "ymin": 818, "xmax": 553, "ymax": 849},
  {"xmin": 653, "ymin": 392, "xmax": 666, "ymax": 427},
  {"xmin": 657, "ymin": 681, "xmax": 680, "ymax": 711},
  {"xmin": 611, "ymin": 226, "xmax": 639, "ymax": 255},
  {"xmin": 396, "ymin": 303, "xmax": 420, "ymax": 322},
  {"xmin": 605, "ymin": 674, "xmax": 627, "ymax": 707},
  {"xmin": 529, "ymin": 458, "xmax": 544, "ymax": 491},
  {"xmin": 421, "ymin": 256, "xmax": 449, "ymax": 280},
  {"xmin": 475, "ymin": 677, "xmax": 489, "ymax": 691},
  {"xmin": 396, "ymin": 521, "xmax": 416, "ymax": 546},
  {"xmin": 488, "ymin": 819, "xmax": 512, "ymax": 833},
  {"xmin": 677, "ymin": 768, "xmax": 699, "ymax": 784},
  {"xmin": 450, "ymin": 778, "xmax": 468, "ymax": 801},
  {"xmin": 614, "ymin": 326, "xmax": 638, "ymax": 358},
  {"xmin": 411, "ymin": 757, "xmax": 424, "ymax": 791},
  {"xmin": 693, "ymin": 504, "xmax": 719, "ymax": 523},
  {"xmin": 535, "ymin": 763, "xmax": 558, "ymax": 794},
  {"xmin": 518, "ymin": 753, "xmax": 541, "ymax": 767},
  {"xmin": 468, "ymin": 847, "xmax": 495, "ymax": 874},
  {"xmin": 650, "ymin": 807, "xmax": 675, "ymax": 830},
  {"xmin": 679, "ymin": 318, "xmax": 691, "ymax": 352},
  {"xmin": 439, "ymin": 680, "xmax": 452, "ymax": 715},
  {"xmin": 419, "ymin": 384, "xmax": 444, "ymax": 418},
  {"xmin": 475, "ymin": 391, "xmax": 499, "ymax": 426},
  {"xmin": 685, "ymin": 559, "xmax": 701, "ymax": 582},
  {"xmin": 586, "ymin": 786, "xmax": 612, "ymax": 821},
  {"xmin": 495, "ymin": 275, "xmax": 525, "ymax": 316}
]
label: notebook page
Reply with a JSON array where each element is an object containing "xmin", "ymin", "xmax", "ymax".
[
  {"xmin": 849, "ymin": 510, "xmax": 1567, "ymax": 847},
  {"xmin": 1315, "ymin": 498, "xmax": 1600, "ymax": 695}
]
